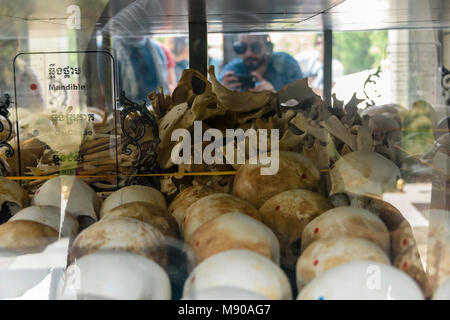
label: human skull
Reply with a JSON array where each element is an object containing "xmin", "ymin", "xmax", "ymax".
[
  {"xmin": 0, "ymin": 238, "xmax": 71, "ymax": 299},
  {"xmin": 0, "ymin": 177, "xmax": 29, "ymax": 223},
  {"xmin": 102, "ymin": 201, "xmax": 179, "ymax": 238},
  {"xmin": 168, "ymin": 185, "xmax": 216, "ymax": 229},
  {"xmin": 100, "ymin": 185, "xmax": 167, "ymax": 218},
  {"xmin": 56, "ymin": 250, "xmax": 171, "ymax": 300},
  {"xmin": 259, "ymin": 189, "xmax": 333, "ymax": 269},
  {"xmin": 297, "ymin": 261, "xmax": 423, "ymax": 300},
  {"xmin": 0, "ymin": 249, "xmax": 50, "ymax": 299},
  {"xmin": 329, "ymin": 151, "xmax": 401, "ymax": 198},
  {"xmin": 10, "ymin": 205, "xmax": 79, "ymax": 238},
  {"xmin": 32, "ymin": 176, "xmax": 100, "ymax": 225},
  {"xmin": 182, "ymin": 286, "xmax": 268, "ymax": 300},
  {"xmin": 348, "ymin": 195, "xmax": 406, "ymax": 232},
  {"xmin": 232, "ymin": 151, "xmax": 321, "ymax": 209},
  {"xmin": 69, "ymin": 216, "xmax": 167, "ymax": 266},
  {"xmin": 393, "ymin": 245, "xmax": 431, "ymax": 297},
  {"xmin": 296, "ymin": 237, "xmax": 390, "ymax": 291},
  {"xmin": 0, "ymin": 220, "xmax": 58, "ymax": 254},
  {"xmin": 391, "ymin": 219, "xmax": 417, "ymax": 259},
  {"xmin": 182, "ymin": 193, "xmax": 261, "ymax": 242},
  {"xmin": 301, "ymin": 206, "xmax": 390, "ymax": 256},
  {"xmin": 183, "ymin": 249, "xmax": 292, "ymax": 300},
  {"xmin": 187, "ymin": 212, "xmax": 280, "ymax": 264}
]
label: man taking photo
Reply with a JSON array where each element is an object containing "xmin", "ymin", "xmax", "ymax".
[{"xmin": 219, "ymin": 34, "xmax": 303, "ymax": 92}]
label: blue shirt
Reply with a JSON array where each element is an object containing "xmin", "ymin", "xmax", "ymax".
[{"xmin": 219, "ymin": 52, "xmax": 303, "ymax": 91}]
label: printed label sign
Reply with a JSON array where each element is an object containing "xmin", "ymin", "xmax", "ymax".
[{"xmin": 12, "ymin": 51, "xmax": 119, "ymax": 190}]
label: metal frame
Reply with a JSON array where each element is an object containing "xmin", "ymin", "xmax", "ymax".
[
  {"xmin": 323, "ymin": 30, "xmax": 333, "ymax": 104},
  {"xmin": 0, "ymin": 93, "xmax": 14, "ymax": 177},
  {"xmin": 442, "ymin": 65, "xmax": 450, "ymax": 106},
  {"xmin": 119, "ymin": 91, "xmax": 161, "ymax": 189},
  {"xmin": 188, "ymin": 0, "xmax": 208, "ymax": 76}
]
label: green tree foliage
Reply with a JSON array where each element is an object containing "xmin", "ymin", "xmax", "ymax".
[
  {"xmin": 400, "ymin": 100, "xmax": 435, "ymax": 156},
  {"xmin": 333, "ymin": 31, "xmax": 388, "ymax": 75}
]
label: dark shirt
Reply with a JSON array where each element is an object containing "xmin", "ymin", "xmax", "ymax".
[
  {"xmin": 219, "ymin": 52, "xmax": 303, "ymax": 91},
  {"xmin": 113, "ymin": 37, "xmax": 168, "ymax": 103}
]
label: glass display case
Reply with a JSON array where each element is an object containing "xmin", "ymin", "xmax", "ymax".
[{"xmin": 0, "ymin": 0, "xmax": 449, "ymax": 300}]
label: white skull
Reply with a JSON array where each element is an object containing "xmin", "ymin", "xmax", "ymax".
[
  {"xmin": 0, "ymin": 238, "xmax": 70, "ymax": 300},
  {"xmin": 297, "ymin": 261, "xmax": 424, "ymax": 300},
  {"xmin": 182, "ymin": 286, "xmax": 268, "ymax": 300},
  {"xmin": 0, "ymin": 220, "xmax": 58, "ymax": 254},
  {"xmin": 301, "ymin": 206, "xmax": 390, "ymax": 256},
  {"xmin": 69, "ymin": 216, "xmax": 167, "ymax": 266},
  {"xmin": 168, "ymin": 185, "xmax": 216, "ymax": 229},
  {"xmin": 32, "ymin": 176, "xmax": 99, "ymax": 223},
  {"xmin": 102, "ymin": 201, "xmax": 179, "ymax": 238},
  {"xmin": 56, "ymin": 250, "xmax": 171, "ymax": 300},
  {"xmin": 391, "ymin": 219, "xmax": 417, "ymax": 259},
  {"xmin": 296, "ymin": 237, "xmax": 390, "ymax": 291},
  {"xmin": 259, "ymin": 189, "xmax": 334, "ymax": 269},
  {"xmin": 329, "ymin": 151, "xmax": 401, "ymax": 197},
  {"xmin": 0, "ymin": 249, "xmax": 50, "ymax": 299},
  {"xmin": 183, "ymin": 249, "xmax": 292, "ymax": 300},
  {"xmin": 232, "ymin": 151, "xmax": 321, "ymax": 209},
  {"xmin": 100, "ymin": 185, "xmax": 167, "ymax": 219},
  {"xmin": 183, "ymin": 193, "xmax": 261, "ymax": 242},
  {"xmin": 10, "ymin": 206, "xmax": 79, "ymax": 238},
  {"xmin": 393, "ymin": 244, "xmax": 431, "ymax": 297},
  {"xmin": 187, "ymin": 212, "xmax": 280, "ymax": 264},
  {"xmin": 348, "ymin": 195, "xmax": 405, "ymax": 232}
]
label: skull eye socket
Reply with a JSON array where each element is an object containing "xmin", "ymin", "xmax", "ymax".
[
  {"xmin": 0, "ymin": 202, "xmax": 18, "ymax": 225},
  {"xmin": 218, "ymin": 179, "xmax": 228, "ymax": 187},
  {"xmin": 0, "ymin": 206, "xmax": 12, "ymax": 225},
  {"xmin": 191, "ymin": 76, "xmax": 206, "ymax": 95},
  {"xmin": 77, "ymin": 216, "xmax": 96, "ymax": 231},
  {"xmin": 289, "ymin": 238, "xmax": 302, "ymax": 257}
]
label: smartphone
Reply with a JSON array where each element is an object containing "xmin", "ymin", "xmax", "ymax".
[{"xmin": 234, "ymin": 74, "xmax": 256, "ymax": 89}]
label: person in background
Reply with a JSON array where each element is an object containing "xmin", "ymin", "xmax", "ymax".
[
  {"xmin": 113, "ymin": 35, "xmax": 168, "ymax": 103},
  {"xmin": 156, "ymin": 41, "xmax": 177, "ymax": 94},
  {"xmin": 0, "ymin": 38, "xmax": 43, "ymax": 110},
  {"xmin": 219, "ymin": 34, "xmax": 303, "ymax": 92},
  {"xmin": 170, "ymin": 37, "xmax": 189, "ymax": 82},
  {"xmin": 295, "ymin": 34, "xmax": 344, "ymax": 97}
]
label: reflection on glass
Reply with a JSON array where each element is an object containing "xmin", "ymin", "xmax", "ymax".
[{"xmin": 219, "ymin": 33, "xmax": 303, "ymax": 92}]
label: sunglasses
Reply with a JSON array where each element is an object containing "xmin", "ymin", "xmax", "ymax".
[{"xmin": 233, "ymin": 41, "xmax": 263, "ymax": 55}]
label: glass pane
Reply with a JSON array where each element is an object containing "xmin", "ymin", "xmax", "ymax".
[
  {"xmin": 12, "ymin": 51, "xmax": 118, "ymax": 192},
  {"xmin": 331, "ymin": 29, "xmax": 450, "ymax": 299},
  {"xmin": 215, "ymin": 32, "xmax": 318, "ymax": 94},
  {"xmin": 0, "ymin": 0, "xmax": 449, "ymax": 302}
]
